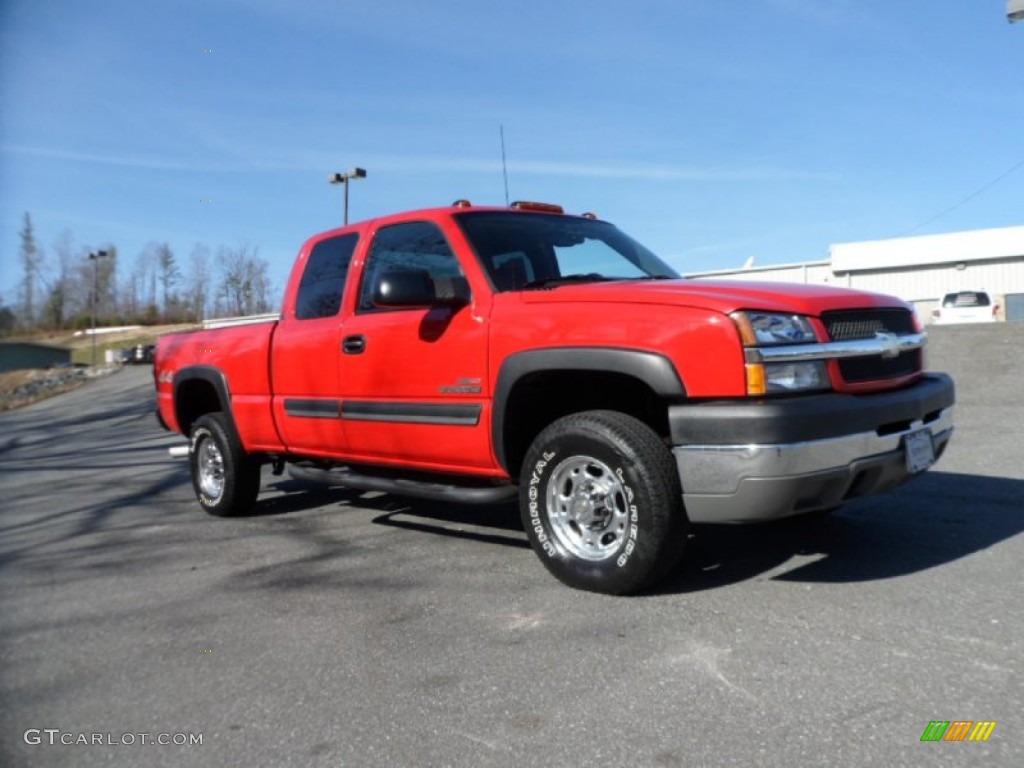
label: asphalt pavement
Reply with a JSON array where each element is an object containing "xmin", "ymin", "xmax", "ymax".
[{"xmin": 1, "ymin": 323, "xmax": 1021, "ymax": 767}]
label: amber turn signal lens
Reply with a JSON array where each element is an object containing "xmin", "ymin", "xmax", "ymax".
[{"xmin": 745, "ymin": 363, "xmax": 767, "ymax": 396}]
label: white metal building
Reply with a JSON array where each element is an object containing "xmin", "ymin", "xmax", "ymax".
[{"xmin": 685, "ymin": 225, "xmax": 1024, "ymax": 322}]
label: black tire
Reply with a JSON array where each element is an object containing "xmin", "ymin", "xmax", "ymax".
[
  {"xmin": 519, "ymin": 410, "xmax": 688, "ymax": 595},
  {"xmin": 188, "ymin": 412, "xmax": 261, "ymax": 517}
]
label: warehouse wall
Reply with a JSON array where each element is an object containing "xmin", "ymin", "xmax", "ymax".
[
  {"xmin": 842, "ymin": 257, "xmax": 1024, "ymax": 303},
  {"xmin": 688, "ymin": 255, "xmax": 1024, "ymax": 321}
]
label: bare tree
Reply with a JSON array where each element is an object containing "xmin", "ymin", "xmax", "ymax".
[
  {"xmin": 42, "ymin": 229, "xmax": 76, "ymax": 328},
  {"xmin": 215, "ymin": 242, "xmax": 274, "ymax": 317},
  {"xmin": 246, "ymin": 257, "xmax": 273, "ymax": 314},
  {"xmin": 133, "ymin": 245, "xmax": 160, "ymax": 321},
  {"xmin": 185, "ymin": 244, "xmax": 212, "ymax": 322},
  {"xmin": 122, "ymin": 270, "xmax": 140, "ymax": 320}
]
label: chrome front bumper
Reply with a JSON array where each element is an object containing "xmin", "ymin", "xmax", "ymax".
[{"xmin": 669, "ymin": 374, "xmax": 956, "ymax": 523}]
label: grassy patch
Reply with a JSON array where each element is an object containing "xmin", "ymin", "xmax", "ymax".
[{"xmin": 13, "ymin": 324, "xmax": 197, "ymax": 366}]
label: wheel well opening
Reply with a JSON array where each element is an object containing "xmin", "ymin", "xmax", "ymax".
[
  {"xmin": 502, "ymin": 370, "xmax": 670, "ymax": 478},
  {"xmin": 175, "ymin": 380, "xmax": 223, "ymax": 434}
]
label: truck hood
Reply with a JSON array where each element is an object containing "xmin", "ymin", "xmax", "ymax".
[{"xmin": 517, "ymin": 278, "xmax": 909, "ymax": 317}]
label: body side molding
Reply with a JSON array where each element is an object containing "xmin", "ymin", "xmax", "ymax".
[
  {"xmin": 284, "ymin": 398, "xmax": 343, "ymax": 419},
  {"xmin": 341, "ymin": 401, "xmax": 482, "ymax": 426}
]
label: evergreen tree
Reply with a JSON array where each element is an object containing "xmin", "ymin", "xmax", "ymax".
[{"xmin": 19, "ymin": 212, "xmax": 41, "ymax": 327}]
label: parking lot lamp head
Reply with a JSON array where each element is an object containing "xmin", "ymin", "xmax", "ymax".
[{"xmin": 328, "ymin": 167, "xmax": 368, "ymax": 225}]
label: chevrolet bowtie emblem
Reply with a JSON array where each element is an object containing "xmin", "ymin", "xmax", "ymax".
[{"xmin": 874, "ymin": 331, "xmax": 902, "ymax": 359}]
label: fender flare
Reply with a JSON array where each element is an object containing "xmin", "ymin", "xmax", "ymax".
[
  {"xmin": 491, "ymin": 347, "xmax": 686, "ymax": 472},
  {"xmin": 173, "ymin": 365, "xmax": 240, "ymax": 439}
]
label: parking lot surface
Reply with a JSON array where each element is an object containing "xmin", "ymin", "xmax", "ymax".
[{"xmin": 1, "ymin": 324, "xmax": 1021, "ymax": 767}]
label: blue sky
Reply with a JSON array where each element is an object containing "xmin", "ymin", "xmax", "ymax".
[{"xmin": 2, "ymin": 0, "xmax": 1022, "ymax": 304}]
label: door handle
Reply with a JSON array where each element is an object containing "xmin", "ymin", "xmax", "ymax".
[{"xmin": 342, "ymin": 335, "xmax": 366, "ymax": 354}]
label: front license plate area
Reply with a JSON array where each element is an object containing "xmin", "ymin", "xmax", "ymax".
[{"xmin": 904, "ymin": 429, "xmax": 935, "ymax": 474}]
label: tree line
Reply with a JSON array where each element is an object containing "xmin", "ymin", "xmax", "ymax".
[{"xmin": 1, "ymin": 213, "xmax": 278, "ymax": 334}]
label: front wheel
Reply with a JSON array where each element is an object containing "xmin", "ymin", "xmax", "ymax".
[
  {"xmin": 519, "ymin": 410, "xmax": 688, "ymax": 594},
  {"xmin": 188, "ymin": 412, "xmax": 261, "ymax": 517}
]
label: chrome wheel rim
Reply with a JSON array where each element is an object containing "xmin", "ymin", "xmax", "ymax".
[
  {"xmin": 546, "ymin": 455, "xmax": 629, "ymax": 561},
  {"xmin": 197, "ymin": 437, "xmax": 225, "ymax": 501}
]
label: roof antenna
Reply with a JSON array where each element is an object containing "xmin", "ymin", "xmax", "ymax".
[{"xmin": 500, "ymin": 125, "xmax": 510, "ymax": 206}]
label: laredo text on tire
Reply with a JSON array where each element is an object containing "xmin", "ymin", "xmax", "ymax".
[
  {"xmin": 519, "ymin": 410, "xmax": 688, "ymax": 595},
  {"xmin": 188, "ymin": 412, "xmax": 261, "ymax": 517}
]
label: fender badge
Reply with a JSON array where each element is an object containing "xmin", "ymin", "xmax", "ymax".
[{"xmin": 440, "ymin": 377, "xmax": 482, "ymax": 394}]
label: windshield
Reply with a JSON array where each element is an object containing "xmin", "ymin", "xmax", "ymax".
[{"xmin": 454, "ymin": 211, "xmax": 680, "ymax": 292}]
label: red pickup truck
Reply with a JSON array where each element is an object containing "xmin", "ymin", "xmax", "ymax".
[{"xmin": 155, "ymin": 201, "xmax": 955, "ymax": 594}]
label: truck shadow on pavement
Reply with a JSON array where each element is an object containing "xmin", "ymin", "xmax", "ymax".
[
  {"xmin": 657, "ymin": 470, "xmax": 1024, "ymax": 594},
  {"xmin": 261, "ymin": 479, "xmax": 529, "ymax": 549},
  {"xmin": 275, "ymin": 469, "xmax": 1022, "ymax": 594}
]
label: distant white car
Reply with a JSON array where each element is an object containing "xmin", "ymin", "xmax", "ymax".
[{"xmin": 931, "ymin": 290, "xmax": 999, "ymax": 325}]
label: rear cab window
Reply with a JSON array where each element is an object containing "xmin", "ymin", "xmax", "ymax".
[{"xmin": 295, "ymin": 233, "xmax": 359, "ymax": 320}]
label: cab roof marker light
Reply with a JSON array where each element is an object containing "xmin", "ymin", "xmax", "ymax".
[
  {"xmin": 510, "ymin": 201, "xmax": 564, "ymax": 214},
  {"xmin": 581, "ymin": 212, "xmax": 598, "ymax": 219}
]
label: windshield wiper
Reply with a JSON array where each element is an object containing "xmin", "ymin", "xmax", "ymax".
[{"xmin": 520, "ymin": 273, "xmax": 614, "ymax": 290}]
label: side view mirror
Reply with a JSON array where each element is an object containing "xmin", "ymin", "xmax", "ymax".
[{"xmin": 373, "ymin": 269, "xmax": 470, "ymax": 308}]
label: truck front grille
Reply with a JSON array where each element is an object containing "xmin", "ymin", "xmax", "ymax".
[
  {"xmin": 822, "ymin": 308, "xmax": 916, "ymax": 341},
  {"xmin": 821, "ymin": 309, "xmax": 921, "ymax": 384}
]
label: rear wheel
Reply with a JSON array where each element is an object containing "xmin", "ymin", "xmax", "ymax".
[
  {"xmin": 519, "ymin": 410, "xmax": 688, "ymax": 594},
  {"xmin": 189, "ymin": 412, "xmax": 261, "ymax": 516}
]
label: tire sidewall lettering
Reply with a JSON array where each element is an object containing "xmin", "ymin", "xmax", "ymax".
[
  {"xmin": 614, "ymin": 466, "xmax": 640, "ymax": 568},
  {"xmin": 189, "ymin": 426, "xmax": 211, "ymax": 453},
  {"xmin": 528, "ymin": 450, "xmax": 557, "ymax": 558}
]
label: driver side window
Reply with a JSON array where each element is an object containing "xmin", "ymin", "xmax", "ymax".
[{"xmin": 357, "ymin": 221, "xmax": 463, "ymax": 312}]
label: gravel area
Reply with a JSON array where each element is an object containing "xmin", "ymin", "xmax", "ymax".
[{"xmin": 0, "ymin": 366, "xmax": 123, "ymax": 412}]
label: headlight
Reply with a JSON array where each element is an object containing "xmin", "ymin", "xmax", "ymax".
[
  {"xmin": 730, "ymin": 311, "xmax": 828, "ymax": 395},
  {"xmin": 732, "ymin": 312, "xmax": 816, "ymax": 345}
]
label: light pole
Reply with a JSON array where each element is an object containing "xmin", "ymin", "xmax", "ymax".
[
  {"xmin": 329, "ymin": 167, "xmax": 367, "ymax": 225},
  {"xmin": 88, "ymin": 250, "xmax": 109, "ymax": 367}
]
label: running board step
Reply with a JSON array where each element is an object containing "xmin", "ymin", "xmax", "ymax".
[{"xmin": 287, "ymin": 465, "xmax": 518, "ymax": 505}]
